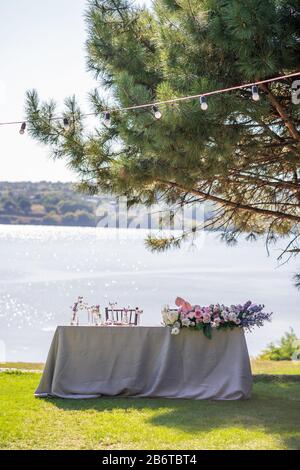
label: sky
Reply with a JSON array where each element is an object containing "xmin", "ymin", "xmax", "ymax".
[{"xmin": 0, "ymin": 0, "xmax": 150, "ymax": 182}]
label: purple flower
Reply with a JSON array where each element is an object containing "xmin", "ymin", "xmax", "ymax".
[
  {"xmin": 248, "ymin": 304, "xmax": 263, "ymax": 313},
  {"xmin": 243, "ymin": 300, "xmax": 252, "ymax": 311}
]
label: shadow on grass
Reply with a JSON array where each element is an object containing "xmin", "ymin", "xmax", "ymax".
[{"xmin": 41, "ymin": 380, "xmax": 300, "ymax": 450}]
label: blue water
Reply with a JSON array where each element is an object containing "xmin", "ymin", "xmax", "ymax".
[{"xmin": 0, "ymin": 224, "xmax": 299, "ymax": 361}]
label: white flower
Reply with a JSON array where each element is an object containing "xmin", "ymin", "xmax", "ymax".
[
  {"xmin": 228, "ymin": 312, "xmax": 237, "ymax": 322},
  {"xmin": 169, "ymin": 311, "xmax": 180, "ymax": 323},
  {"xmin": 181, "ymin": 318, "xmax": 191, "ymax": 327},
  {"xmin": 162, "ymin": 308, "xmax": 179, "ymax": 326},
  {"xmin": 211, "ymin": 317, "xmax": 221, "ymax": 328},
  {"xmin": 171, "ymin": 326, "xmax": 180, "ymax": 335},
  {"xmin": 162, "ymin": 311, "xmax": 169, "ymax": 324}
]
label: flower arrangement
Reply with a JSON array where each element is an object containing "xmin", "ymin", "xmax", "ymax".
[
  {"xmin": 70, "ymin": 297, "xmax": 101, "ymax": 326},
  {"xmin": 162, "ymin": 297, "xmax": 272, "ymax": 339},
  {"xmin": 70, "ymin": 296, "xmax": 88, "ymax": 325}
]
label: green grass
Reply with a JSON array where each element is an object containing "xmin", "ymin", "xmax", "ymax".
[
  {"xmin": 1, "ymin": 364, "xmax": 300, "ymax": 450},
  {"xmin": 251, "ymin": 359, "xmax": 300, "ymax": 375},
  {"xmin": 0, "ymin": 362, "xmax": 44, "ymax": 371},
  {"xmin": 2, "ymin": 360, "xmax": 300, "ymax": 374}
]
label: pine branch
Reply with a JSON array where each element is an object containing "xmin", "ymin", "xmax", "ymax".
[
  {"xmin": 158, "ymin": 179, "xmax": 300, "ymax": 224},
  {"xmin": 259, "ymin": 82, "xmax": 300, "ymax": 143}
]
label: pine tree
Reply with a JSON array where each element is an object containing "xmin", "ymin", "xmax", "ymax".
[{"xmin": 25, "ymin": 0, "xmax": 300, "ymax": 270}]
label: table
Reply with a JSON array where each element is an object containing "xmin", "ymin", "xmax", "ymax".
[{"xmin": 35, "ymin": 326, "xmax": 252, "ymax": 400}]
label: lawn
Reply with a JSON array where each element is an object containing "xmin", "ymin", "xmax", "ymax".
[
  {"xmin": 251, "ymin": 359, "xmax": 300, "ymax": 375},
  {"xmin": 0, "ymin": 362, "xmax": 44, "ymax": 371},
  {"xmin": 0, "ymin": 361, "xmax": 300, "ymax": 450}
]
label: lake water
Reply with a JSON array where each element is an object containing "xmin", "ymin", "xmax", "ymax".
[{"xmin": 0, "ymin": 224, "xmax": 299, "ymax": 362}]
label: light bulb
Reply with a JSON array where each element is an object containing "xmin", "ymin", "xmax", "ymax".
[
  {"xmin": 19, "ymin": 122, "xmax": 26, "ymax": 135},
  {"xmin": 63, "ymin": 117, "xmax": 70, "ymax": 129},
  {"xmin": 199, "ymin": 96, "xmax": 208, "ymax": 110},
  {"xmin": 153, "ymin": 106, "xmax": 162, "ymax": 119},
  {"xmin": 252, "ymin": 85, "xmax": 260, "ymax": 101},
  {"xmin": 103, "ymin": 111, "xmax": 111, "ymax": 126}
]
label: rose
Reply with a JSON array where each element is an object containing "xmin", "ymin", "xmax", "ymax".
[
  {"xmin": 202, "ymin": 313, "xmax": 211, "ymax": 323},
  {"xmin": 194, "ymin": 309, "xmax": 202, "ymax": 319},
  {"xmin": 162, "ymin": 310, "xmax": 169, "ymax": 324},
  {"xmin": 162, "ymin": 309, "xmax": 179, "ymax": 325},
  {"xmin": 168, "ymin": 311, "xmax": 179, "ymax": 323}
]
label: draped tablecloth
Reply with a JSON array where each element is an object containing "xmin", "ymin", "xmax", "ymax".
[{"xmin": 35, "ymin": 326, "xmax": 252, "ymax": 400}]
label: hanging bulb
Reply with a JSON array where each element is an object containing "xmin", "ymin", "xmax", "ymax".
[
  {"xmin": 199, "ymin": 96, "xmax": 208, "ymax": 110},
  {"xmin": 19, "ymin": 122, "xmax": 26, "ymax": 135},
  {"xmin": 103, "ymin": 111, "xmax": 111, "ymax": 126},
  {"xmin": 152, "ymin": 106, "xmax": 162, "ymax": 119},
  {"xmin": 63, "ymin": 117, "xmax": 70, "ymax": 129},
  {"xmin": 252, "ymin": 85, "xmax": 260, "ymax": 101}
]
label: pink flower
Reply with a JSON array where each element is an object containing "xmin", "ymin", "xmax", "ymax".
[
  {"xmin": 202, "ymin": 313, "xmax": 211, "ymax": 323},
  {"xmin": 213, "ymin": 305, "xmax": 220, "ymax": 314},
  {"xmin": 194, "ymin": 310, "xmax": 202, "ymax": 319},
  {"xmin": 175, "ymin": 297, "xmax": 192, "ymax": 314}
]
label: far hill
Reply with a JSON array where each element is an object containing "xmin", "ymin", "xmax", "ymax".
[
  {"xmin": 0, "ymin": 181, "xmax": 213, "ymax": 230},
  {"xmin": 0, "ymin": 181, "xmax": 101, "ymax": 227}
]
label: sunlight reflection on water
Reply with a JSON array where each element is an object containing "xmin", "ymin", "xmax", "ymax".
[{"xmin": 0, "ymin": 224, "xmax": 299, "ymax": 361}]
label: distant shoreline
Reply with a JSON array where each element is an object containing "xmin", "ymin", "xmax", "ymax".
[
  {"xmin": 0, "ymin": 216, "xmax": 97, "ymax": 228},
  {"xmin": 0, "ymin": 181, "xmax": 213, "ymax": 230},
  {"xmin": 0, "ymin": 181, "xmax": 101, "ymax": 227}
]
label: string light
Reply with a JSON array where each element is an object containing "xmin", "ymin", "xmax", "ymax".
[
  {"xmin": 19, "ymin": 122, "xmax": 26, "ymax": 135},
  {"xmin": 103, "ymin": 111, "xmax": 111, "ymax": 126},
  {"xmin": 252, "ymin": 85, "xmax": 260, "ymax": 101},
  {"xmin": 0, "ymin": 71, "xmax": 299, "ymax": 132},
  {"xmin": 63, "ymin": 117, "xmax": 70, "ymax": 129},
  {"xmin": 152, "ymin": 106, "xmax": 162, "ymax": 119},
  {"xmin": 199, "ymin": 95, "xmax": 208, "ymax": 110}
]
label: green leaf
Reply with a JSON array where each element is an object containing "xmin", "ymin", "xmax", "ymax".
[{"xmin": 203, "ymin": 324, "xmax": 212, "ymax": 340}]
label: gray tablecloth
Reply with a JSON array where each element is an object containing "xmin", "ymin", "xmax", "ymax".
[{"xmin": 35, "ymin": 326, "xmax": 252, "ymax": 400}]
